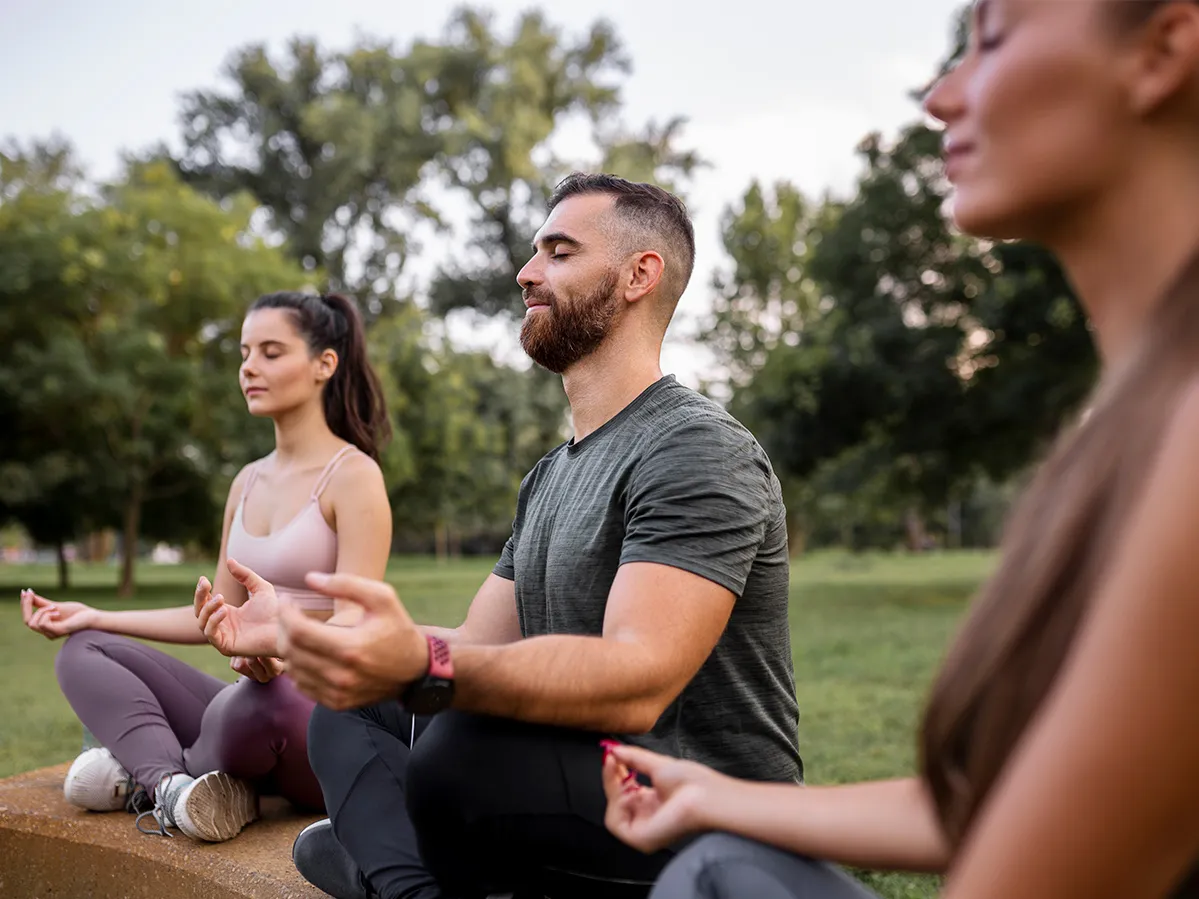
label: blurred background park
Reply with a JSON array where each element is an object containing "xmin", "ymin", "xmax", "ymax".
[{"xmin": 1, "ymin": 3, "xmax": 1096, "ymax": 896}]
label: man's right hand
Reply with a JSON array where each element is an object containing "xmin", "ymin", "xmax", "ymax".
[
  {"xmin": 21, "ymin": 589, "xmax": 99, "ymax": 640},
  {"xmin": 195, "ymin": 559, "xmax": 281, "ymax": 658}
]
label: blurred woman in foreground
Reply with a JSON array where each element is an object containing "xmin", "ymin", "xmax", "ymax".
[{"xmin": 603, "ymin": 2, "xmax": 1199, "ymax": 897}]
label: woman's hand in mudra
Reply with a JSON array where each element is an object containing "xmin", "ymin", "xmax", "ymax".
[
  {"xmin": 230, "ymin": 655, "xmax": 287, "ymax": 683},
  {"xmin": 195, "ymin": 559, "xmax": 280, "ymax": 658},
  {"xmin": 21, "ymin": 589, "xmax": 99, "ymax": 640}
]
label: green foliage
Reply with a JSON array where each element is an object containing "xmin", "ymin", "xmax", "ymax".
[
  {"xmin": 427, "ymin": 8, "xmax": 704, "ymax": 320},
  {"xmin": 170, "ymin": 36, "xmax": 439, "ymax": 304},
  {"xmin": 720, "ymin": 122, "xmax": 1094, "ymax": 549},
  {"xmin": 0, "ymin": 145, "xmax": 308, "ymax": 592},
  {"xmin": 704, "ymin": 180, "xmax": 822, "ymax": 388},
  {"xmin": 370, "ymin": 305, "xmax": 566, "ymax": 551}
]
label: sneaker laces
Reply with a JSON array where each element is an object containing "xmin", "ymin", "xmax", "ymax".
[
  {"xmin": 135, "ymin": 773, "xmax": 186, "ymax": 837},
  {"xmin": 125, "ymin": 781, "xmax": 152, "ymax": 815}
]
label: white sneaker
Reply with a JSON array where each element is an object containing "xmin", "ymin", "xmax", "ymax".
[
  {"xmin": 63, "ymin": 747, "xmax": 134, "ymax": 812},
  {"xmin": 170, "ymin": 771, "xmax": 259, "ymax": 842}
]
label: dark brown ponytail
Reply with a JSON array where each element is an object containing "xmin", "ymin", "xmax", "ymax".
[{"xmin": 248, "ymin": 291, "xmax": 391, "ymax": 461}]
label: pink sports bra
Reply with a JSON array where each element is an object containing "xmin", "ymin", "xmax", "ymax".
[{"xmin": 225, "ymin": 445, "xmax": 359, "ymax": 606}]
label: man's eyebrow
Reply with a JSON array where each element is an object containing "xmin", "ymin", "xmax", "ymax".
[{"xmin": 532, "ymin": 232, "xmax": 582, "ymax": 253}]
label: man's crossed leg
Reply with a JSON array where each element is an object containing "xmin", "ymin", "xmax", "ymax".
[{"xmin": 301, "ymin": 704, "xmax": 673, "ymax": 899}]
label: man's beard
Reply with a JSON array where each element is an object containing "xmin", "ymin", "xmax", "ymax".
[{"xmin": 519, "ymin": 271, "xmax": 621, "ymax": 374}]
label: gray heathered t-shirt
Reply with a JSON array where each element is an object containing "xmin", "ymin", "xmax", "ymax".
[{"xmin": 494, "ymin": 375, "xmax": 802, "ymax": 784}]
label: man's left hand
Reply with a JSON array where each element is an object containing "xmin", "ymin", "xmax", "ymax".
[{"xmin": 279, "ymin": 572, "xmax": 430, "ymax": 710}]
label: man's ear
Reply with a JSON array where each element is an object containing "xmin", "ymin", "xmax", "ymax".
[{"xmin": 625, "ymin": 251, "xmax": 666, "ymax": 303}]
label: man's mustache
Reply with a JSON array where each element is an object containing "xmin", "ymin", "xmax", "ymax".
[{"xmin": 522, "ymin": 288, "xmax": 556, "ymax": 307}]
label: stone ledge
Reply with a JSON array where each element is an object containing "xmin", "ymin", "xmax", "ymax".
[{"xmin": 0, "ymin": 763, "xmax": 327, "ymax": 898}]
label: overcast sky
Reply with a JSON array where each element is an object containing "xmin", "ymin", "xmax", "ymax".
[{"xmin": 1, "ymin": 0, "xmax": 962, "ymax": 385}]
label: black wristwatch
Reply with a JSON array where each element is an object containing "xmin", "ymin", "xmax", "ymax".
[{"xmin": 400, "ymin": 634, "xmax": 455, "ymax": 715}]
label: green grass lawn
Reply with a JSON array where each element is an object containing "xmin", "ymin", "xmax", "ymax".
[{"xmin": 0, "ymin": 550, "xmax": 994, "ymax": 899}]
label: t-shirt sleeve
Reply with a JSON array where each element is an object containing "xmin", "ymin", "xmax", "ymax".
[
  {"xmin": 494, "ymin": 464, "xmax": 540, "ymax": 581},
  {"xmin": 493, "ymin": 532, "xmax": 516, "ymax": 581},
  {"xmin": 620, "ymin": 419, "xmax": 775, "ymax": 597}
]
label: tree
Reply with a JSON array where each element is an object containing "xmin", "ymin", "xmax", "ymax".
[
  {"xmin": 0, "ymin": 148, "xmax": 308, "ymax": 594},
  {"xmin": 427, "ymin": 8, "xmax": 704, "ymax": 322},
  {"xmin": 170, "ymin": 35, "xmax": 441, "ymax": 305},
  {"xmin": 370, "ymin": 306, "xmax": 566, "ymax": 556},
  {"xmin": 703, "ymin": 180, "xmax": 824, "ymax": 392},
  {"xmin": 724, "ymin": 119, "xmax": 1095, "ymax": 550},
  {"xmin": 0, "ymin": 140, "xmax": 110, "ymax": 587}
]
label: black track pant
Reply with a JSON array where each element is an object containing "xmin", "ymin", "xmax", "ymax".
[{"xmin": 308, "ymin": 703, "xmax": 677, "ymax": 899}]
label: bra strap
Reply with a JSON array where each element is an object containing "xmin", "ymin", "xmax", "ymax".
[
  {"xmin": 240, "ymin": 457, "xmax": 268, "ymax": 503},
  {"xmin": 311, "ymin": 445, "xmax": 359, "ymax": 500}
]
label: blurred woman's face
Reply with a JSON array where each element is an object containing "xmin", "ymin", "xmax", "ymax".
[{"xmin": 924, "ymin": 0, "xmax": 1140, "ymax": 242}]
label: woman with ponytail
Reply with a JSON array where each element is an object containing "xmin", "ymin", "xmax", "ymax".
[{"xmin": 21, "ymin": 291, "xmax": 393, "ymax": 844}]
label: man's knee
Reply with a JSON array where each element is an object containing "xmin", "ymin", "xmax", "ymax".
[
  {"xmin": 307, "ymin": 701, "xmax": 408, "ymax": 782},
  {"xmin": 406, "ymin": 711, "xmax": 534, "ymax": 844},
  {"xmin": 307, "ymin": 703, "xmax": 361, "ymax": 778},
  {"xmin": 405, "ymin": 711, "xmax": 476, "ymax": 826}
]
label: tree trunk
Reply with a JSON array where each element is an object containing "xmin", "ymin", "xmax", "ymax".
[
  {"xmin": 903, "ymin": 506, "xmax": 928, "ymax": 553},
  {"xmin": 56, "ymin": 538, "xmax": 70, "ymax": 590},
  {"xmin": 786, "ymin": 515, "xmax": 807, "ymax": 558},
  {"xmin": 946, "ymin": 498, "xmax": 962, "ymax": 550},
  {"xmin": 118, "ymin": 478, "xmax": 143, "ymax": 597},
  {"xmin": 433, "ymin": 520, "xmax": 448, "ymax": 563}
]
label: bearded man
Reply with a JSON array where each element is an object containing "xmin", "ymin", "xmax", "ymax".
[{"xmin": 285, "ymin": 173, "xmax": 803, "ymax": 899}]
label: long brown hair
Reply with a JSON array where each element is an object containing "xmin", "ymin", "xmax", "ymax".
[
  {"xmin": 920, "ymin": 248, "xmax": 1199, "ymax": 846},
  {"xmin": 248, "ymin": 291, "xmax": 391, "ymax": 461}
]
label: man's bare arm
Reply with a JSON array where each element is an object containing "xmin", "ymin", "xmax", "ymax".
[
  {"xmin": 449, "ymin": 561, "xmax": 735, "ymax": 732},
  {"xmin": 421, "ymin": 573, "xmax": 522, "ymax": 646}
]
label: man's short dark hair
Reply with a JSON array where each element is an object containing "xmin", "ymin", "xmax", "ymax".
[{"xmin": 547, "ymin": 173, "xmax": 696, "ymax": 312}]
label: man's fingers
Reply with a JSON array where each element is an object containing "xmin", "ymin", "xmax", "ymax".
[
  {"xmin": 302, "ymin": 572, "xmax": 403, "ymax": 618},
  {"xmin": 282, "ymin": 642, "xmax": 340, "ymax": 703},
  {"xmin": 279, "ymin": 599, "xmax": 355, "ymax": 660}
]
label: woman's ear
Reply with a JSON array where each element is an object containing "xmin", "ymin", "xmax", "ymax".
[
  {"xmin": 316, "ymin": 349, "xmax": 339, "ymax": 384},
  {"xmin": 1124, "ymin": 3, "xmax": 1199, "ymax": 116}
]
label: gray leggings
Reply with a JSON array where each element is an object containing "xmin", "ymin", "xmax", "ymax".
[
  {"xmin": 651, "ymin": 833, "xmax": 881, "ymax": 899},
  {"xmin": 54, "ymin": 629, "xmax": 323, "ymax": 810}
]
